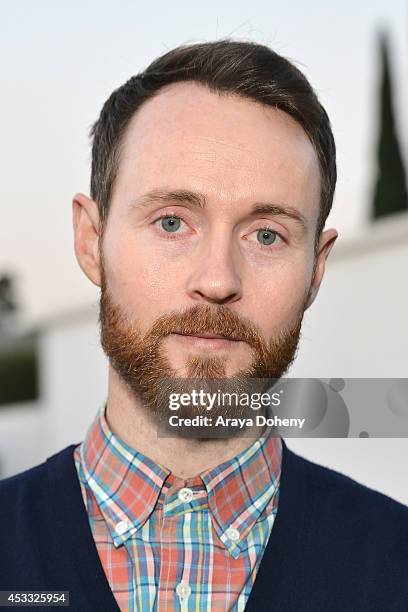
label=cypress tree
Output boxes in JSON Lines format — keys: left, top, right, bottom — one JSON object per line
{"left": 372, "top": 32, "right": 408, "bottom": 219}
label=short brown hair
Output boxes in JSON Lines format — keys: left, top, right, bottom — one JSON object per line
{"left": 90, "top": 39, "right": 336, "bottom": 245}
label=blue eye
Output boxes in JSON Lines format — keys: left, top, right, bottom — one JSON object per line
{"left": 160, "top": 216, "right": 181, "bottom": 233}
{"left": 257, "top": 228, "right": 278, "bottom": 245}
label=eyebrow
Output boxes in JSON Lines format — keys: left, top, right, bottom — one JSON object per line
{"left": 130, "top": 188, "right": 308, "bottom": 232}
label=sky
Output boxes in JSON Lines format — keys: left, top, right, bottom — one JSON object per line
{"left": 0, "top": 0, "right": 407, "bottom": 325}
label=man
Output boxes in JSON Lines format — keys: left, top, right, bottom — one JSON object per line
{"left": 1, "top": 39, "right": 407, "bottom": 611}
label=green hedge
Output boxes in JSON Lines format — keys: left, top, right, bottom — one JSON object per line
{"left": 0, "top": 350, "right": 39, "bottom": 406}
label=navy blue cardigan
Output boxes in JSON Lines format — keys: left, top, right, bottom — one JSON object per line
{"left": 1, "top": 439, "right": 408, "bottom": 611}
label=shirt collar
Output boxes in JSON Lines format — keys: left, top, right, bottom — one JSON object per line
{"left": 201, "top": 428, "right": 281, "bottom": 557}
{"left": 78, "top": 403, "right": 282, "bottom": 557}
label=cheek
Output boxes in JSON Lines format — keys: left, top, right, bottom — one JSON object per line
{"left": 247, "top": 259, "right": 309, "bottom": 333}
{"left": 102, "top": 227, "right": 184, "bottom": 318}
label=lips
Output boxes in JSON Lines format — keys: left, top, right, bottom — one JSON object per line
{"left": 175, "top": 332, "right": 241, "bottom": 341}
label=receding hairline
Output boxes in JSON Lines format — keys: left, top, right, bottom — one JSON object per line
{"left": 113, "top": 80, "right": 321, "bottom": 215}
{"left": 118, "top": 80, "right": 320, "bottom": 157}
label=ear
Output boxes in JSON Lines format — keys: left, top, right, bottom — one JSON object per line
{"left": 72, "top": 193, "right": 102, "bottom": 287}
{"left": 305, "top": 228, "right": 338, "bottom": 310}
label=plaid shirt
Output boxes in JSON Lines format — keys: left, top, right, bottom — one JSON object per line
{"left": 73, "top": 404, "right": 282, "bottom": 611}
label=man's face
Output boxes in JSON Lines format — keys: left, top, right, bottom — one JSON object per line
{"left": 90, "top": 82, "right": 324, "bottom": 411}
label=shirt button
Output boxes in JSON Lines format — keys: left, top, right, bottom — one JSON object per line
{"left": 176, "top": 582, "right": 191, "bottom": 599}
{"left": 178, "top": 487, "right": 194, "bottom": 503}
{"left": 226, "top": 527, "right": 240, "bottom": 542}
{"left": 115, "top": 520, "right": 128, "bottom": 535}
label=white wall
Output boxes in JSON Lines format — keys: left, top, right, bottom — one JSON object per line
{"left": 40, "top": 306, "right": 107, "bottom": 456}
{"left": 287, "top": 212, "right": 408, "bottom": 505}
{"left": 0, "top": 403, "right": 45, "bottom": 478}
{"left": 0, "top": 307, "right": 107, "bottom": 478}
{"left": 291, "top": 211, "right": 408, "bottom": 378}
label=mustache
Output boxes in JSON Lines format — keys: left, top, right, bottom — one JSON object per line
{"left": 147, "top": 303, "right": 264, "bottom": 348}
{"left": 99, "top": 282, "right": 306, "bottom": 391}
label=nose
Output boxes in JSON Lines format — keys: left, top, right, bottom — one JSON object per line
{"left": 185, "top": 228, "right": 242, "bottom": 305}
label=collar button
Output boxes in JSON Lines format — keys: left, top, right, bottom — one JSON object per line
{"left": 115, "top": 520, "right": 128, "bottom": 535}
{"left": 225, "top": 526, "right": 240, "bottom": 542}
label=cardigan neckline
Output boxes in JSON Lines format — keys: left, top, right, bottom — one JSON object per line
{"left": 43, "top": 437, "right": 309, "bottom": 611}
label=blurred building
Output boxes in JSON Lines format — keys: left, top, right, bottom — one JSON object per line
{"left": 291, "top": 210, "right": 408, "bottom": 378}
{"left": 0, "top": 212, "right": 407, "bottom": 502}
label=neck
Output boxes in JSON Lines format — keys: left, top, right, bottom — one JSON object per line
{"left": 105, "top": 367, "right": 265, "bottom": 479}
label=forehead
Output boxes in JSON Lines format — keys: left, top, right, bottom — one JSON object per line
{"left": 113, "top": 81, "right": 321, "bottom": 221}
